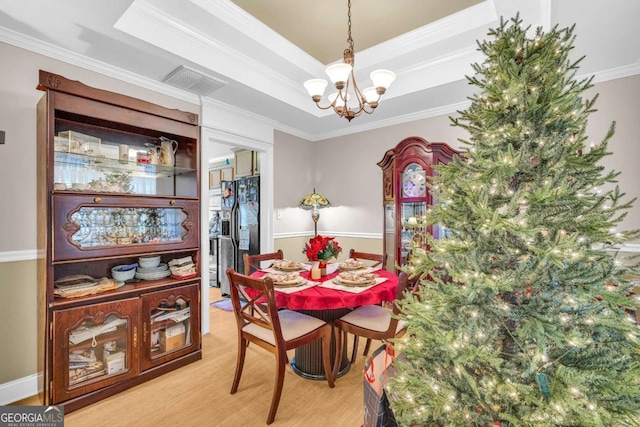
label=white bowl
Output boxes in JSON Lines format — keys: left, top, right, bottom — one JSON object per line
{"left": 111, "top": 265, "right": 136, "bottom": 282}
{"left": 138, "top": 256, "right": 161, "bottom": 268}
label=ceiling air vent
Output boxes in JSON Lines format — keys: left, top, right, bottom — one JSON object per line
{"left": 162, "top": 65, "right": 227, "bottom": 97}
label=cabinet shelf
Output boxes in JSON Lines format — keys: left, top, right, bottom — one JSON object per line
{"left": 51, "top": 275, "right": 200, "bottom": 310}
{"left": 54, "top": 151, "right": 196, "bottom": 179}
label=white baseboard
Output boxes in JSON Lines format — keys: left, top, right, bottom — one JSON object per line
{"left": 0, "top": 373, "right": 40, "bottom": 405}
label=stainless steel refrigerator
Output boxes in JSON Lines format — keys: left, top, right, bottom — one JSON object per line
{"left": 219, "top": 176, "right": 260, "bottom": 296}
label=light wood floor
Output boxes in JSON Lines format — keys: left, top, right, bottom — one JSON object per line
{"left": 14, "top": 287, "right": 380, "bottom": 426}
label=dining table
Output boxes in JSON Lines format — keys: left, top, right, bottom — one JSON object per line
{"left": 249, "top": 265, "right": 399, "bottom": 380}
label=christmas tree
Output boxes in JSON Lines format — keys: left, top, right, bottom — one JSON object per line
{"left": 388, "top": 15, "right": 640, "bottom": 426}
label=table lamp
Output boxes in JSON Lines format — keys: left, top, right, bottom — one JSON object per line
{"left": 299, "top": 188, "right": 331, "bottom": 236}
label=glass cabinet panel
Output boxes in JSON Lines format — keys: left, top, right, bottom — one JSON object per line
{"left": 400, "top": 202, "right": 427, "bottom": 267}
{"left": 53, "top": 299, "right": 139, "bottom": 402}
{"left": 141, "top": 285, "right": 199, "bottom": 371}
{"left": 52, "top": 195, "right": 199, "bottom": 262}
{"left": 383, "top": 204, "right": 396, "bottom": 271}
{"left": 68, "top": 314, "right": 129, "bottom": 386}
{"left": 68, "top": 206, "right": 188, "bottom": 248}
{"left": 52, "top": 114, "right": 198, "bottom": 198}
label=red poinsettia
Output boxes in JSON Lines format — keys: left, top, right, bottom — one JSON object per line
{"left": 303, "top": 235, "right": 342, "bottom": 262}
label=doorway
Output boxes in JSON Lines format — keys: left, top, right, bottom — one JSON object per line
{"left": 200, "top": 126, "right": 274, "bottom": 335}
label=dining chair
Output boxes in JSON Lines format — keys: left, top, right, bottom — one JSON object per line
{"left": 347, "top": 249, "right": 389, "bottom": 360}
{"left": 226, "top": 268, "right": 335, "bottom": 424}
{"left": 243, "top": 249, "right": 284, "bottom": 275}
{"left": 332, "top": 272, "right": 408, "bottom": 378}
{"left": 348, "top": 249, "right": 387, "bottom": 270}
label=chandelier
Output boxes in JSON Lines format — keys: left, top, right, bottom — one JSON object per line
{"left": 303, "top": 0, "right": 396, "bottom": 122}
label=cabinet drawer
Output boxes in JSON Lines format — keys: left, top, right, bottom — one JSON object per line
{"left": 52, "top": 194, "right": 199, "bottom": 262}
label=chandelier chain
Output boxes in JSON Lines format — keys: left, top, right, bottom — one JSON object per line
{"left": 347, "top": 0, "right": 353, "bottom": 51}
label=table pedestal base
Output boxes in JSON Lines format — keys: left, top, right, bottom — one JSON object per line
{"left": 290, "top": 308, "right": 351, "bottom": 380}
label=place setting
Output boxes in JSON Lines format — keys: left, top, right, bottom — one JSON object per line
{"left": 259, "top": 259, "right": 308, "bottom": 274}
{"left": 262, "top": 271, "right": 319, "bottom": 294}
{"left": 337, "top": 258, "right": 382, "bottom": 273}
{"left": 320, "top": 269, "right": 388, "bottom": 294}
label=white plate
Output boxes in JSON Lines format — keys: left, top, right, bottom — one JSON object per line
{"left": 135, "top": 270, "right": 171, "bottom": 280}
{"left": 273, "top": 278, "right": 307, "bottom": 288}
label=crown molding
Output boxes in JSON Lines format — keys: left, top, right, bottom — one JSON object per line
{"left": 298, "top": 100, "right": 471, "bottom": 142}
{"left": 117, "top": 0, "right": 318, "bottom": 116}
{"left": 189, "top": 0, "right": 323, "bottom": 73}
{"left": 588, "top": 58, "right": 640, "bottom": 84}
{"left": 357, "top": 0, "right": 498, "bottom": 69}
{"left": 0, "top": 26, "right": 201, "bottom": 106}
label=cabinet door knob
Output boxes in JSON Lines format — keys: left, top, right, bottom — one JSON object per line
{"left": 94, "top": 197, "right": 102, "bottom": 203}
{"left": 169, "top": 200, "right": 176, "bottom": 205}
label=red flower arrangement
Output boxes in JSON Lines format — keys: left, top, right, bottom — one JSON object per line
{"left": 303, "top": 235, "right": 342, "bottom": 263}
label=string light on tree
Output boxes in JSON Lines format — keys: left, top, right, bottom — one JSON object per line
{"left": 387, "top": 14, "right": 640, "bottom": 427}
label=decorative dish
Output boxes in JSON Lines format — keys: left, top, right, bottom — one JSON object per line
{"left": 264, "top": 272, "right": 307, "bottom": 287}
{"left": 272, "top": 259, "right": 304, "bottom": 271}
{"left": 333, "top": 271, "right": 377, "bottom": 287}
{"left": 339, "top": 258, "right": 366, "bottom": 271}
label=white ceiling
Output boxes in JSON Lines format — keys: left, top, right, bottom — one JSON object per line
{"left": 1, "top": 0, "right": 639, "bottom": 143}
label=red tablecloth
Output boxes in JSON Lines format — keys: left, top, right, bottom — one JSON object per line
{"left": 250, "top": 269, "right": 398, "bottom": 311}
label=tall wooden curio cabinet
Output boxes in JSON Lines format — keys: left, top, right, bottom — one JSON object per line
{"left": 377, "top": 136, "right": 460, "bottom": 273}
{"left": 36, "top": 71, "right": 202, "bottom": 412}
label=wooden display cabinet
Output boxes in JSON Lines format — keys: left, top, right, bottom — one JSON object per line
{"left": 377, "top": 136, "right": 460, "bottom": 273}
{"left": 37, "top": 71, "right": 202, "bottom": 412}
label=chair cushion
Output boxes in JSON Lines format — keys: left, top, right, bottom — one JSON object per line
{"left": 340, "top": 305, "right": 406, "bottom": 334}
{"left": 243, "top": 310, "right": 326, "bottom": 345}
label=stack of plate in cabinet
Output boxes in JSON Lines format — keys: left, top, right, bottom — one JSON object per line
{"left": 135, "top": 255, "right": 171, "bottom": 280}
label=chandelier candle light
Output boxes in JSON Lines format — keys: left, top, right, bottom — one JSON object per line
{"left": 303, "top": 0, "right": 396, "bottom": 121}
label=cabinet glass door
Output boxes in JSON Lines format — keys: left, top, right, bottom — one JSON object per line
{"left": 52, "top": 195, "right": 199, "bottom": 261}
{"left": 52, "top": 125, "right": 197, "bottom": 198}
{"left": 141, "top": 284, "right": 200, "bottom": 371}
{"left": 68, "top": 206, "right": 188, "bottom": 248}
{"left": 53, "top": 299, "right": 139, "bottom": 402}
{"left": 400, "top": 202, "right": 427, "bottom": 267}
{"left": 383, "top": 204, "right": 396, "bottom": 271}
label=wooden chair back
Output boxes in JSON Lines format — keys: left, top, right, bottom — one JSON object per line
{"left": 348, "top": 249, "right": 387, "bottom": 270}
{"left": 243, "top": 249, "right": 284, "bottom": 275}
{"left": 226, "top": 268, "right": 335, "bottom": 424}
{"left": 227, "top": 268, "right": 283, "bottom": 351}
